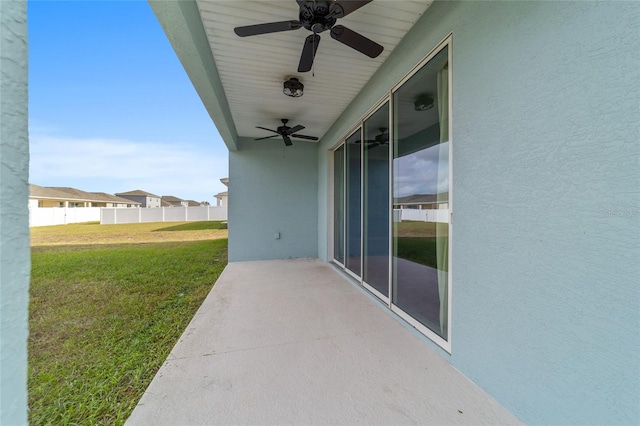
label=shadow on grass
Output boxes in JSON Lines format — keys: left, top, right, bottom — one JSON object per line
{"left": 153, "top": 221, "right": 226, "bottom": 232}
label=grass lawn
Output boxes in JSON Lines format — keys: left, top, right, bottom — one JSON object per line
{"left": 30, "top": 220, "right": 228, "bottom": 247}
{"left": 29, "top": 221, "right": 228, "bottom": 425}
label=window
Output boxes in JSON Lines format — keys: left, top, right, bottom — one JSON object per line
{"left": 331, "top": 39, "right": 451, "bottom": 350}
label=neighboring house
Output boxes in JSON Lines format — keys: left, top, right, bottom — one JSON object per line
{"left": 161, "top": 195, "right": 188, "bottom": 207}
{"left": 186, "top": 200, "right": 206, "bottom": 206}
{"left": 146, "top": 1, "right": 639, "bottom": 425}
{"left": 90, "top": 192, "right": 141, "bottom": 208}
{"left": 115, "top": 189, "right": 161, "bottom": 208}
{"left": 214, "top": 177, "right": 228, "bottom": 207}
{"left": 394, "top": 193, "right": 449, "bottom": 210}
{"left": 29, "top": 184, "right": 140, "bottom": 208}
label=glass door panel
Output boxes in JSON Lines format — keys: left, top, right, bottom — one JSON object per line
{"left": 363, "top": 103, "right": 390, "bottom": 297}
{"left": 392, "top": 46, "right": 449, "bottom": 340}
{"left": 345, "top": 129, "right": 362, "bottom": 277}
{"left": 333, "top": 145, "right": 345, "bottom": 264}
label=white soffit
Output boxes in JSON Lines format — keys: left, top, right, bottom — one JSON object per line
{"left": 196, "top": 0, "right": 433, "bottom": 143}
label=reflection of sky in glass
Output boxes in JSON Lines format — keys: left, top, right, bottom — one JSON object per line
{"left": 395, "top": 142, "right": 449, "bottom": 197}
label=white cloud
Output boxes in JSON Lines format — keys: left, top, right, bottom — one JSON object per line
{"left": 29, "top": 135, "right": 228, "bottom": 202}
{"left": 394, "top": 142, "right": 449, "bottom": 197}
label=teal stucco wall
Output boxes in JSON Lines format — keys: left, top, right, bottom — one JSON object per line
{"left": 0, "top": 0, "right": 29, "bottom": 423}
{"left": 318, "top": 1, "right": 639, "bottom": 424}
{"left": 229, "top": 138, "right": 318, "bottom": 262}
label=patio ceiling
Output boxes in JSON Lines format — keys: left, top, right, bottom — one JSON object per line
{"left": 159, "top": 1, "right": 434, "bottom": 149}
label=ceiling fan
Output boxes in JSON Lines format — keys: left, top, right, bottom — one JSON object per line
{"left": 360, "top": 127, "right": 388, "bottom": 149}
{"left": 234, "top": 0, "right": 383, "bottom": 72}
{"left": 255, "top": 119, "right": 319, "bottom": 146}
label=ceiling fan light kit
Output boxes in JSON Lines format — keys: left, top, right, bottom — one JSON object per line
{"left": 283, "top": 77, "right": 304, "bottom": 97}
{"left": 414, "top": 93, "right": 435, "bottom": 111}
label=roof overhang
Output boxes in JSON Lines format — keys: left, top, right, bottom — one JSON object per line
{"left": 149, "top": 0, "right": 433, "bottom": 151}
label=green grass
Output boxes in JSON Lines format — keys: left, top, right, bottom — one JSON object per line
{"left": 395, "top": 221, "right": 448, "bottom": 270}
{"left": 30, "top": 221, "right": 228, "bottom": 247}
{"left": 396, "top": 237, "right": 448, "bottom": 271}
{"left": 29, "top": 222, "right": 228, "bottom": 425}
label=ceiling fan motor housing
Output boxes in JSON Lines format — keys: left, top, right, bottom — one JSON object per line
{"left": 299, "top": 1, "right": 337, "bottom": 33}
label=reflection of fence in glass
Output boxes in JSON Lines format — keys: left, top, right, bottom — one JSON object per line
{"left": 393, "top": 208, "right": 448, "bottom": 223}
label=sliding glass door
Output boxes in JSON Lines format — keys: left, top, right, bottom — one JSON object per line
{"left": 392, "top": 46, "right": 449, "bottom": 340}
{"left": 345, "top": 130, "right": 362, "bottom": 277}
{"left": 363, "top": 103, "right": 390, "bottom": 297}
{"left": 333, "top": 145, "right": 345, "bottom": 265}
{"left": 332, "top": 40, "right": 450, "bottom": 349}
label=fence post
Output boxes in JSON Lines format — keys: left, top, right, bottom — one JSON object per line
{"left": 162, "top": 207, "right": 165, "bottom": 223}
{"left": 138, "top": 207, "right": 142, "bottom": 224}
{"left": 185, "top": 206, "right": 188, "bottom": 222}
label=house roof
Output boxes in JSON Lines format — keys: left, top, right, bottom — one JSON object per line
{"left": 90, "top": 192, "right": 142, "bottom": 205}
{"left": 149, "top": 0, "right": 433, "bottom": 151}
{"left": 29, "top": 185, "right": 141, "bottom": 204}
{"left": 29, "top": 184, "right": 84, "bottom": 201}
{"left": 394, "top": 193, "right": 449, "bottom": 205}
{"left": 186, "top": 200, "right": 202, "bottom": 206}
{"left": 115, "top": 189, "right": 161, "bottom": 198}
{"left": 161, "top": 195, "right": 184, "bottom": 203}
{"left": 215, "top": 191, "right": 228, "bottom": 198}
{"left": 48, "top": 187, "right": 106, "bottom": 202}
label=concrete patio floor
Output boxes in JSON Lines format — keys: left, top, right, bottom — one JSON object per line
{"left": 126, "top": 258, "right": 521, "bottom": 425}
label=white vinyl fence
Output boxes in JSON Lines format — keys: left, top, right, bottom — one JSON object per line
{"left": 393, "top": 208, "right": 449, "bottom": 223}
{"left": 29, "top": 207, "right": 102, "bottom": 227}
{"left": 100, "top": 206, "right": 227, "bottom": 225}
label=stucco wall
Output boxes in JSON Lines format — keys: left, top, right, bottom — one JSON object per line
{"left": 0, "top": 0, "right": 29, "bottom": 423}
{"left": 317, "top": 1, "right": 639, "bottom": 424}
{"left": 229, "top": 138, "right": 318, "bottom": 262}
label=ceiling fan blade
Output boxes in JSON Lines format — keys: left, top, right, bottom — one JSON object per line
{"left": 291, "top": 134, "right": 319, "bottom": 141}
{"left": 282, "top": 135, "right": 293, "bottom": 146}
{"left": 330, "top": 0, "right": 372, "bottom": 18}
{"left": 330, "top": 25, "right": 383, "bottom": 58}
{"left": 255, "top": 135, "right": 279, "bottom": 141}
{"left": 256, "top": 126, "right": 279, "bottom": 134}
{"left": 287, "top": 124, "right": 305, "bottom": 134}
{"left": 366, "top": 142, "right": 381, "bottom": 150}
{"left": 298, "top": 34, "right": 321, "bottom": 72}
{"left": 234, "top": 20, "right": 302, "bottom": 37}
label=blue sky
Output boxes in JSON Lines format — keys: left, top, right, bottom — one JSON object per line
{"left": 28, "top": 0, "right": 228, "bottom": 203}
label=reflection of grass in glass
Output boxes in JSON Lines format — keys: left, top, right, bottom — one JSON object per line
{"left": 395, "top": 220, "right": 448, "bottom": 238}
{"left": 396, "top": 237, "right": 448, "bottom": 271}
